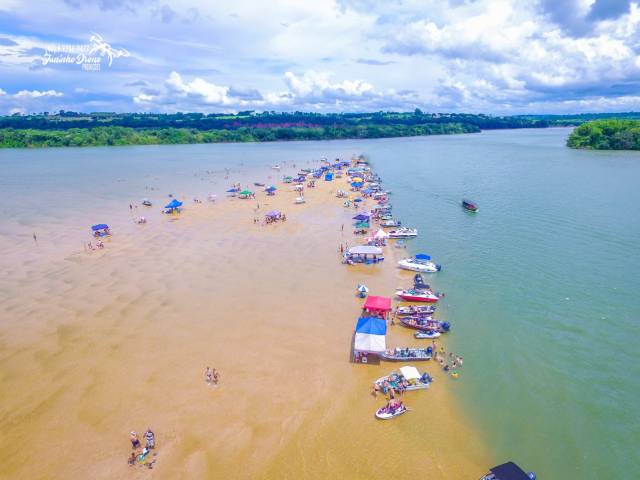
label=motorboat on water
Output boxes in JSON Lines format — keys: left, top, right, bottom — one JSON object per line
{"left": 381, "top": 347, "right": 433, "bottom": 362}
{"left": 395, "top": 305, "right": 437, "bottom": 316}
{"left": 375, "top": 401, "right": 408, "bottom": 420}
{"left": 374, "top": 365, "right": 432, "bottom": 393}
{"left": 271, "top": 165, "right": 281, "bottom": 170}
{"left": 480, "top": 462, "right": 537, "bottom": 480}
{"left": 388, "top": 227, "right": 418, "bottom": 239}
{"left": 398, "top": 254, "right": 441, "bottom": 273}
{"left": 395, "top": 288, "right": 442, "bottom": 302}
{"left": 414, "top": 330, "right": 441, "bottom": 339}
{"left": 380, "top": 219, "right": 401, "bottom": 227}
{"left": 400, "top": 317, "right": 451, "bottom": 333}
{"left": 462, "top": 198, "right": 478, "bottom": 212}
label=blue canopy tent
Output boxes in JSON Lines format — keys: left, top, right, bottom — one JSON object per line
{"left": 91, "top": 224, "right": 109, "bottom": 231}
{"left": 354, "top": 316, "right": 387, "bottom": 353}
{"left": 351, "top": 182, "right": 364, "bottom": 188}
{"left": 324, "top": 173, "right": 334, "bottom": 181}
{"left": 352, "top": 214, "right": 370, "bottom": 221}
{"left": 165, "top": 199, "right": 183, "bottom": 209}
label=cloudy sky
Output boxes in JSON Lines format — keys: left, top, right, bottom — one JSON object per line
{"left": 1, "top": 0, "right": 640, "bottom": 115}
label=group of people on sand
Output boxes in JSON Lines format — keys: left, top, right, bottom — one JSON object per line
{"left": 128, "top": 428, "right": 156, "bottom": 468}
{"left": 205, "top": 366, "right": 220, "bottom": 385}
{"left": 86, "top": 240, "right": 104, "bottom": 251}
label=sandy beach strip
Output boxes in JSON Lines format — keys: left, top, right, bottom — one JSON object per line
{"left": 0, "top": 160, "right": 490, "bottom": 479}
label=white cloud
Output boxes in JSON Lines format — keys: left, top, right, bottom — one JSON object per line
{"left": 15, "top": 89, "right": 63, "bottom": 98}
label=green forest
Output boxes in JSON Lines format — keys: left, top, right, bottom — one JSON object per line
{"left": 566, "top": 119, "right": 640, "bottom": 150}
{"left": 0, "top": 110, "right": 545, "bottom": 148}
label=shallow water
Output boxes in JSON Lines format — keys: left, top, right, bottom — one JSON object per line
{"left": 0, "top": 129, "right": 638, "bottom": 479}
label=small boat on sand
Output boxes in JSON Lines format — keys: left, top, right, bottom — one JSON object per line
{"left": 374, "top": 366, "right": 432, "bottom": 392}
{"left": 271, "top": 165, "right": 281, "bottom": 170}
{"left": 398, "top": 254, "right": 441, "bottom": 273}
{"left": 414, "top": 330, "right": 441, "bottom": 339}
{"left": 295, "top": 196, "right": 306, "bottom": 204}
{"left": 381, "top": 347, "right": 433, "bottom": 362}
{"left": 462, "top": 199, "right": 478, "bottom": 212}
{"left": 141, "top": 198, "right": 152, "bottom": 207}
{"left": 400, "top": 317, "right": 451, "bottom": 333}
{"left": 375, "top": 402, "right": 408, "bottom": 420}
{"left": 395, "top": 288, "right": 442, "bottom": 302}
{"left": 388, "top": 227, "right": 418, "bottom": 239}
{"left": 395, "top": 305, "right": 437, "bottom": 316}
{"left": 254, "top": 182, "right": 265, "bottom": 187}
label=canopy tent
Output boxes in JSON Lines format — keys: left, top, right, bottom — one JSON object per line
{"left": 91, "top": 224, "right": 109, "bottom": 231}
{"left": 347, "top": 245, "right": 382, "bottom": 255}
{"left": 363, "top": 295, "right": 392, "bottom": 314}
{"left": 265, "top": 185, "right": 277, "bottom": 191}
{"left": 352, "top": 213, "right": 371, "bottom": 221}
{"left": 351, "top": 182, "right": 364, "bottom": 188}
{"left": 265, "top": 210, "right": 281, "bottom": 218}
{"left": 373, "top": 229, "right": 390, "bottom": 239}
{"left": 488, "top": 462, "right": 533, "bottom": 480}
{"left": 415, "top": 253, "right": 431, "bottom": 260}
{"left": 354, "top": 316, "right": 387, "bottom": 353}
{"left": 399, "top": 365, "right": 421, "bottom": 381}
{"left": 164, "top": 199, "right": 183, "bottom": 209}
{"left": 239, "top": 189, "right": 253, "bottom": 196}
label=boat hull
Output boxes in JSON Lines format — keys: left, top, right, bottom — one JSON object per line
{"left": 396, "top": 293, "right": 439, "bottom": 302}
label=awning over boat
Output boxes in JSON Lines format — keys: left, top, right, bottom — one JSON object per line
{"left": 399, "top": 366, "right": 421, "bottom": 381}
{"left": 488, "top": 462, "right": 532, "bottom": 480}
{"left": 354, "top": 317, "right": 387, "bottom": 353}
{"left": 91, "top": 224, "right": 109, "bottom": 231}
{"left": 373, "top": 229, "right": 389, "bottom": 239}
{"left": 348, "top": 246, "right": 382, "bottom": 255}
{"left": 363, "top": 296, "right": 392, "bottom": 313}
{"left": 415, "top": 253, "right": 431, "bottom": 260}
{"left": 164, "top": 199, "right": 183, "bottom": 209}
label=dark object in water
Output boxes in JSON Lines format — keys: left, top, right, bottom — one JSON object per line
{"left": 462, "top": 199, "right": 478, "bottom": 212}
{"left": 480, "top": 461, "right": 536, "bottom": 480}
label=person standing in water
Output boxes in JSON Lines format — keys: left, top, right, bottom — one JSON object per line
{"left": 33, "top": 232, "right": 37, "bottom": 244}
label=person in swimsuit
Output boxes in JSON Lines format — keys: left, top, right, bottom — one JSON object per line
{"left": 205, "top": 367, "right": 213, "bottom": 384}
{"left": 130, "top": 431, "right": 140, "bottom": 450}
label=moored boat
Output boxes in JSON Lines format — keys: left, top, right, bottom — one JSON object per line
{"left": 395, "top": 305, "right": 437, "bottom": 316}
{"left": 375, "top": 402, "right": 408, "bottom": 420}
{"left": 414, "top": 330, "right": 441, "bottom": 339}
{"left": 398, "top": 254, "right": 441, "bottom": 273}
{"left": 141, "top": 198, "right": 152, "bottom": 207}
{"left": 381, "top": 347, "right": 433, "bottom": 361}
{"left": 388, "top": 227, "right": 418, "bottom": 238}
{"left": 480, "top": 461, "right": 537, "bottom": 480}
{"left": 400, "top": 317, "right": 451, "bottom": 333}
{"left": 373, "top": 365, "right": 432, "bottom": 393}
{"left": 380, "top": 219, "right": 401, "bottom": 227}
{"left": 395, "top": 288, "right": 441, "bottom": 302}
{"left": 462, "top": 198, "right": 478, "bottom": 212}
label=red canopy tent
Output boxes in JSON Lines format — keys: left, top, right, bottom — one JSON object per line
{"left": 363, "top": 295, "right": 392, "bottom": 318}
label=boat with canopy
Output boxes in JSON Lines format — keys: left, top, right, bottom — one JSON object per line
{"left": 381, "top": 347, "right": 433, "bottom": 362}
{"left": 373, "top": 365, "right": 432, "bottom": 393}
{"left": 398, "top": 254, "right": 441, "bottom": 273}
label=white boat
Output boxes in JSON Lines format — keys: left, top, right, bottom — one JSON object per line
{"left": 271, "top": 165, "right": 281, "bottom": 170}
{"left": 388, "top": 227, "right": 418, "bottom": 238}
{"left": 295, "top": 196, "right": 306, "bottom": 204}
{"left": 380, "top": 219, "right": 401, "bottom": 227}
{"left": 398, "top": 257, "right": 441, "bottom": 273}
{"left": 414, "top": 330, "right": 441, "bottom": 339}
{"left": 374, "top": 366, "right": 432, "bottom": 392}
{"left": 395, "top": 288, "right": 441, "bottom": 302}
{"left": 375, "top": 403, "right": 408, "bottom": 420}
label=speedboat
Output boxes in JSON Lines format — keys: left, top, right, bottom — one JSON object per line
{"left": 271, "top": 165, "right": 281, "bottom": 170}
{"left": 380, "top": 219, "right": 401, "bottom": 227}
{"left": 395, "top": 288, "right": 441, "bottom": 302}
{"left": 388, "top": 227, "right": 418, "bottom": 239}
{"left": 398, "top": 256, "right": 441, "bottom": 273}
{"left": 141, "top": 198, "right": 152, "bottom": 207}
{"left": 395, "top": 305, "right": 437, "bottom": 316}
{"left": 374, "top": 366, "right": 432, "bottom": 392}
{"left": 462, "top": 199, "right": 478, "bottom": 212}
{"left": 414, "top": 330, "right": 441, "bottom": 339}
{"left": 381, "top": 347, "right": 433, "bottom": 361}
{"left": 375, "top": 402, "right": 408, "bottom": 420}
{"left": 480, "top": 462, "right": 537, "bottom": 480}
{"left": 400, "top": 317, "right": 451, "bottom": 333}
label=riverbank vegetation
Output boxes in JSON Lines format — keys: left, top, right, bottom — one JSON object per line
{"left": 567, "top": 119, "right": 640, "bottom": 150}
{"left": 0, "top": 110, "right": 547, "bottom": 148}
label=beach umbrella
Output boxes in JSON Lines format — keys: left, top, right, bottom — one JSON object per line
{"left": 357, "top": 284, "right": 369, "bottom": 293}
{"left": 352, "top": 177, "right": 363, "bottom": 182}
{"left": 354, "top": 198, "right": 363, "bottom": 203}
{"left": 164, "top": 199, "right": 183, "bottom": 209}
{"left": 91, "top": 224, "right": 109, "bottom": 231}
{"left": 374, "top": 229, "right": 389, "bottom": 239}
{"left": 226, "top": 188, "right": 238, "bottom": 193}
{"left": 239, "top": 189, "right": 253, "bottom": 196}
{"left": 415, "top": 253, "right": 431, "bottom": 260}
{"left": 266, "top": 185, "right": 277, "bottom": 191}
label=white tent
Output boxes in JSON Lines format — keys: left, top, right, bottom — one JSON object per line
{"left": 354, "top": 332, "right": 386, "bottom": 353}
{"left": 348, "top": 245, "right": 382, "bottom": 255}
{"left": 373, "top": 228, "right": 389, "bottom": 239}
{"left": 399, "top": 365, "right": 421, "bottom": 381}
